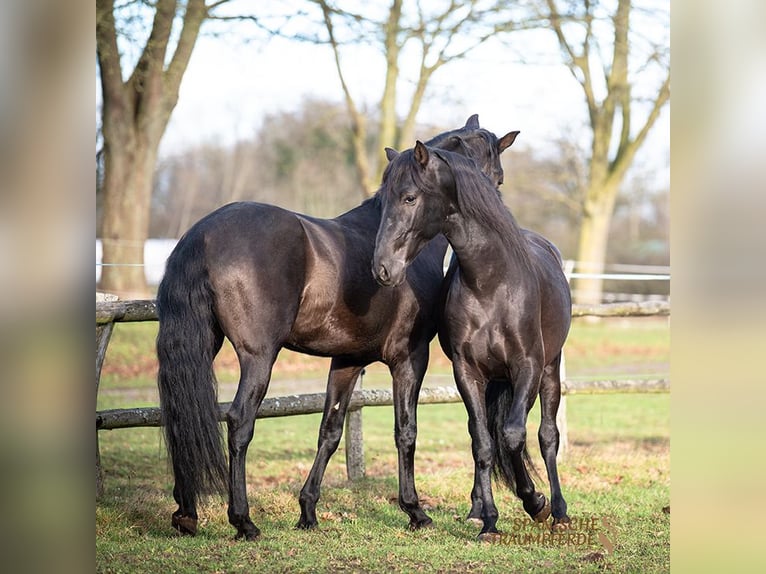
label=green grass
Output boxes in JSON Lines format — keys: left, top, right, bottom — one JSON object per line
{"left": 97, "top": 395, "right": 669, "bottom": 573}
{"left": 96, "top": 317, "right": 669, "bottom": 572}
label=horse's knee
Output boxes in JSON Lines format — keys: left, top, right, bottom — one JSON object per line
{"left": 318, "top": 423, "right": 344, "bottom": 450}
{"left": 473, "top": 444, "right": 494, "bottom": 470}
{"left": 394, "top": 423, "right": 417, "bottom": 451}
{"left": 538, "top": 421, "right": 559, "bottom": 447}
{"left": 502, "top": 424, "right": 526, "bottom": 453}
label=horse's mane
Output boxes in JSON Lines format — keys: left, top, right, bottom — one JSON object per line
{"left": 431, "top": 148, "right": 534, "bottom": 273}
{"left": 426, "top": 127, "right": 503, "bottom": 192}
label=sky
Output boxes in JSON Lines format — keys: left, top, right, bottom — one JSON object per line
{"left": 149, "top": 5, "right": 669, "bottom": 188}
{"left": 160, "top": 32, "right": 581, "bottom": 153}
{"left": 96, "top": 1, "right": 670, "bottom": 189}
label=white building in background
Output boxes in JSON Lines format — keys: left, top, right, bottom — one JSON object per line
{"left": 96, "top": 239, "right": 177, "bottom": 286}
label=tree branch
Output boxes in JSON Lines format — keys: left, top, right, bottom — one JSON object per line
{"left": 164, "top": 0, "right": 207, "bottom": 103}
{"left": 545, "top": 0, "right": 598, "bottom": 124}
{"left": 377, "top": 0, "right": 402, "bottom": 156}
{"left": 96, "top": 0, "right": 127, "bottom": 114}
{"left": 318, "top": 0, "right": 372, "bottom": 196}
{"left": 608, "top": 71, "right": 669, "bottom": 187}
{"left": 128, "top": 0, "right": 175, "bottom": 91}
{"left": 608, "top": 0, "right": 631, "bottom": 155}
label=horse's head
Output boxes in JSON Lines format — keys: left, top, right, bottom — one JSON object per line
{"left": 427, "top": 114, "right": 519, "bottom": 190}
{"left": 373, "top": 117, "right": 521, "bottom": 286}
{"left": 373, "top": 142, "right": 456, "bottom": 287}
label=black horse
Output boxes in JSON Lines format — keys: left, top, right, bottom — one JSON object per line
{"left": 155, "top": 116, "right": 519, "bottom": 540}
{"left": 373, "top": 141, "right": 572, "bottom": 538}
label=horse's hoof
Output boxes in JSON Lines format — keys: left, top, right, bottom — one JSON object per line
{"left": 171, "top": 513, "right": 197, "bottom": 536}
{"left": 533, "top": 503, "right": 551, "bottom": 523}
{"left": 408, "top": 516, "right": 434, "bottom": 531}
{"left": 234, "top": 524, "right": 261, "bottom": 541}
{"left": 551, "top": 516, "right": 571, "bottom": 532}
{"left": 477, "top": 531, "right": 503, "bottom": 543}
{"left": 466, "top": 517, "right": 484, "bottom": 527}
{"left": 295, "top": 519, "right": 318, "bottom": 530}
{"left": 530, "top": 494, "right": 551, "bottom": 523}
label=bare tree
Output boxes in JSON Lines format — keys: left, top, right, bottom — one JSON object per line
{"left": 315, "top": 0, "right": 537, "bottom": 196}
{"left": 541, "top": 0, "right": 670, "bottom": 304}
{"left": 97, "top": 0, "right": 232, "bottom": 297}
{"left": 149, "top": 100, "right": 361, "bottom": 237}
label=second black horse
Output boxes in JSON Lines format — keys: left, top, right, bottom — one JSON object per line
{"left": 373, "top": 141, "right": 572, "bottom": 538}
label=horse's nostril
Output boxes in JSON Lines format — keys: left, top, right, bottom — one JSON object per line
{"left": 378, "top": 264, "right": 389, "bottom": 282}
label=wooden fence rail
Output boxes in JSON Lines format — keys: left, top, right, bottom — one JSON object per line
{"left": 96, "top": 299, "right": 670, "bottom": 325}
{"left": 97, "top": 379, "right": 669, "bottom": 431}
{"left": 95, "top": 297, "right": 669, "bottom": 497}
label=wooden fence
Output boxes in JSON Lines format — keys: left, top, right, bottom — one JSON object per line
{"left": 96, "top": 298, "right": 669, "bottom": 497}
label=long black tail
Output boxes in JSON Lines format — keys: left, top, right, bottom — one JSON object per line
{"left": 156, "top": 234, "right": 228, "bottom": 507}
{"left": 485, "top": 379, "right": 540, "bottom": 493}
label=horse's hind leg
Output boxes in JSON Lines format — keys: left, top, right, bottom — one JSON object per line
{"left": 226, "top": 347, "right": 277, "bottom": 540}
{"left": 171, "top": 482, "right": 198, "bottom": 535}
{"left": 296, "top": 360, "right": 364, "bottom": 530}
{"left": 390, "top": 345, "right": 433, "bottom": 530}
{"left": 538, "top": 354, "right": 570, "bottom": 530}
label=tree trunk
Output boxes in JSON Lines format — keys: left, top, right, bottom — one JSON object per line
{"left": 97, "top": 0, "right": 206, "bottom": 296}
{"left": 376, "top": 0, "right": 403, "bottom": 181}
{"left": 99, "top": 135, "right": 160, "bottom": 298}
{"left": 544, "top": 0, "right": 668, "bottom": 306}
{"left": 318, "top": 0, "right": 375, "bottom": 197}
{"left": 573, "top": 191, "right": 616, "bottom": 305}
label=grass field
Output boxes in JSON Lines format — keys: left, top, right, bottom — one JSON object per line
{"left": 96, "top": 318, "right": 669, "bottom": 573}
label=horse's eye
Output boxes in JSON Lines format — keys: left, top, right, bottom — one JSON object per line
{"left": 403, "top": 195, "right": 416, "bottom": 205}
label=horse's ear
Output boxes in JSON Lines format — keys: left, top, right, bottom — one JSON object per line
{"left": 465, "top": 114, "right": 480, "bottom": 129}
{"left": 385, "top": 147, "right": 399, "bottom": 162}
{"left": 414, "top": 140, "right": 429, "bottom": 168}
{"left": 498, "top": 130, "right": 520, "bottom": 153}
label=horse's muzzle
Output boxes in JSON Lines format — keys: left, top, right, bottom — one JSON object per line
{"left": 374, "top": 263, "right": 392, "bottom": 286}
{"left": 372, "top": 260, "right": 405, "bottom": 287}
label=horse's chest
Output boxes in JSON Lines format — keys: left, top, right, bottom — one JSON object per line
{"left": 459, "top": 325, "right": 514, "bottom": 373}
{"left": 445, "top": 293, "right": 518, "bottom": 374}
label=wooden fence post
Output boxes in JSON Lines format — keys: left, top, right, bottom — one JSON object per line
{"left": 96, "top": 293, "right": 118, "bottom": 498}
{"left": 557, "top": 352, "right": 569, "bottom": 461}
{"left": 344, "top": 370, "right": 365, "bottom": 480}
{"left": 557, "top": 259, "right": 574, "bottom": 461}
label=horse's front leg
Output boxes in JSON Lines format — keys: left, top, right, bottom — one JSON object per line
{"left": 466, "top": 462, "right": 484, "bottom": 524}
{"left": 503, "top": 359, "right": 549, "bottom": 523}
{"left": 226, "top": 349, "right": 274, "bottom": 540}
{"left": 453, "top": 362, "right": 499, "bottom": 539}
{"left": 296, "top": 360, "right": 363, "bottom": 529}
{"left": 390, "top": 345, "right": 432, "bottom": 530}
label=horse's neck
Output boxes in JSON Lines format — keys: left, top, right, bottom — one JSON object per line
{"left": 447, "top": 218, "right": 529, "bottom": 291}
